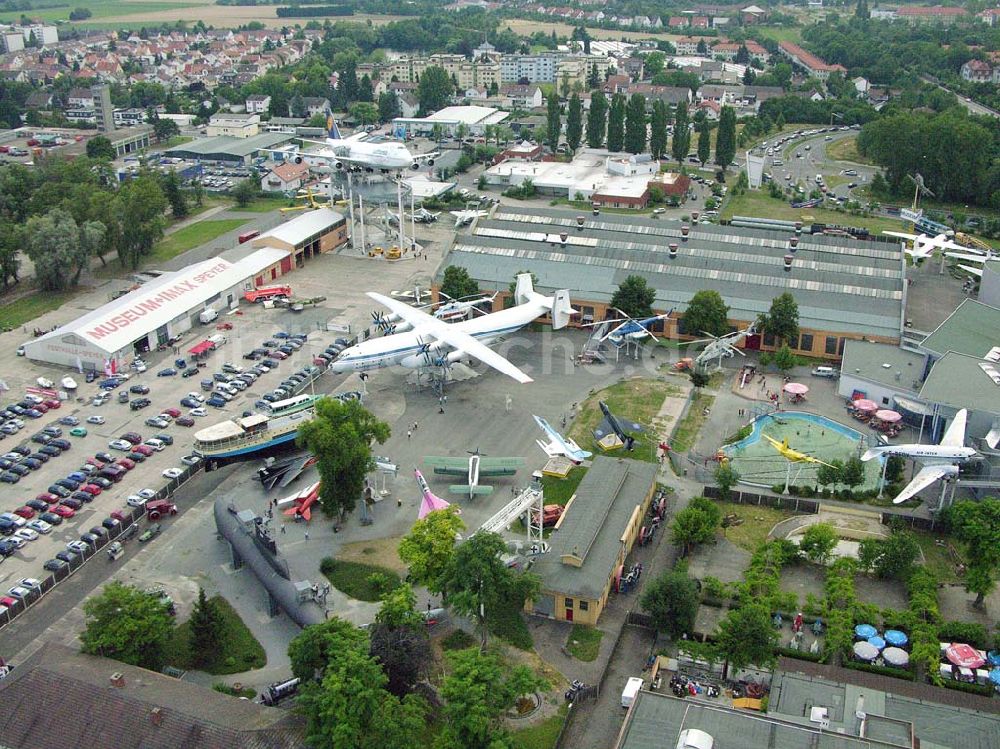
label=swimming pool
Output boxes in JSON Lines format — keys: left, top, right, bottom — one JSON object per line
{"left": 722, "top": 411, "right": 881, "bottom": 491}
{"left": 724, "top": 411, "right": 867, "bottom": 453}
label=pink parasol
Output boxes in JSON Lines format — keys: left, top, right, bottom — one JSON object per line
{"left": 783, "top": 382, "right": 809, "bottom": 395}
{"left": 945, "top": 643, "right": 986, "bottom": 669}
{"left": 853, "top": 399, "right": 879, "bottom": 412}
{"left": 417, "top": 492, "right": 453, "bottom": 520}
{"left": 875, "top": 409, "right": 902, "bottom": 423}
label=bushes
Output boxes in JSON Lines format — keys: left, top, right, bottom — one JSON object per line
{"left": 843, "top": 660, "right": 915, "bottom": 681}
{"left": 503, "top": 180, "right": 537, "bottom": 199}
{"left": 776, "top": 646, "right": 824, "bottom": 663}
{"left": 938, "top": 620, "right": 989, "bottom": 649}
{"left": 441, "top": 630, "right": 477, "bottom": 651}
{"left": 940, "top": 679, "right": 995, "bottom": 697}
{"left": 906, "top": 567, "right": 943, "bottom": 683}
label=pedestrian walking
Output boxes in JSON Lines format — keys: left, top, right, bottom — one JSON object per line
{"left": 280, "top": 524, "right": 286, "bottom": 534}
{"left": 397, "top": 497, "right": 402, "bottom": 507}
{"left": 413, "top": 421, "right": 418, "bottom": 431}
{"left": 407, "top": 429, "right": 412, "bottom": 440}
{"left": 304, "top": 530, "right": 309, "bottom": 540}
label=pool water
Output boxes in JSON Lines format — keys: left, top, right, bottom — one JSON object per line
{"left": 722, "top": 411, "right": 881, "bottom": 491}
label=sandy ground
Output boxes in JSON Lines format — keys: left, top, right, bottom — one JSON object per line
{"left": 502, "top": 19, "right": 678, "bottom": 41}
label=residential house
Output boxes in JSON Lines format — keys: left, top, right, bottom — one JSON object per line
{"left": 627, "top": 84, "right": 692, "bottom": 108}
{"left": 777, "top": 40, "right": 847, "bottom": 81}
{"left": 67, "top": 87, "right": 95, "bottom": 108}
{"left": 260, "top": 161, "right": 310, "bottom": 193}
{"left": 896, "top": 6, "right": 968, "bottom": 24}
{"left": 603, "top": 74, "right": 631, "bottom": 94}
{"left": 207, "top": 112, "right": 260, "bottom": 138}
{"left": 500, "top": 83, "right": 543, "bottom": 109}
{"left": 961, "top": 59, "right": 992, "bottom": 83}
{"left": 25, "top": 90, "right": 53, "bottom": 110}
{"left": 245, "top": 94, "right": 271, "bottom": 114}
{"left": 978, "top": 8, "right": 1000, "bottom": 26}
{"left": 398, "top": 93, "right": 419, "bottom": 118}
{"left": 300, "top": 97, "right": 330, "bottom": 117}
{"left": 741, "top": 5, "right": 767, "bottom": 24}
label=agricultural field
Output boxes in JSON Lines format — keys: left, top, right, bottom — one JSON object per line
{"left": 0, "top": 0, "right": 209, "bottom": 24}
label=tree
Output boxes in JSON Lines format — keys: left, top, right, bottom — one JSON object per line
{"left": 743, "top": 67, "right": 756, "bottom": 86}
{"left": 565, "top": 92, "right": 583, "bottom": 152}
{"left": 645, "top": 51, "right": 666, "bottom": 79}
{"left": 948, "top": 498, "right": 1000, "bottom": 607}
{"left": 153, "top": 117, "right": 180, "bottom": 143}
{"left": 296, "top": 397, "right": 390, "bottom": 517}
{"left": 649, "top": 100, "right": 668, "bottom": 160}
{"left": 735, "top": 45, "right": 750, "bottom": 65}
{"left": 855, "top": 0, "right": 870, "bottom": 20}
{"left": 86, "top": 135, "right": 115, "bottom": 160}
{"left": 377, "top": 91, "right": 400, "bottom": 122}
{"left": 641, "top": 567, "right": 699, "bottom": 638}
{"left": 586, "top": 89, "right": 608, "bottom": 148}
{"left": 771, "top": 344, "right": 796, "bottom": 372}
{"left": 682, "top": 289, "right": 729, "bottom": 338}
{"left": 437, "top": 648, "right": 545, "bottom": 749}
{"left": 606, "top": 93, "right": 626, "bottom": 152}
{"left": 25, "top": 208, "right": 92, "bottom": 291}
{"left": 349, "top": 101, "right": 379, "bottom": 125}
{"left": 842, "top": 456, "right": 865, "bottom": 491}
{"left": 714, "top": 461, "right": 740, "bottom": 500}
{"left": 715, "top": 105, "right": 737, "bottom": 168}
{"left": 288, "top": 617, "right": 368, "bottom": 682}
{"left": 160, "top": 170, "right": 188, "bottom": 219}
{"left": 587, "top": 62, "right": 601, "bottom": 89}
{"left": 696, "top": 117, "right": 711, "bottom": 166}
{"left": 610, "top": 274, "right": 656, "bottom": 318}
{"left": 358, "top": 73, "right": 374, "bottom": 103}
{"left": 858, "top": 527, "right": 920, "bottom": 580}
{"left": 440, "top": 265, "right": 480, "bottom": 300}
{"left": 816, "top": 459, "right": 844, "bottom": 492}
{"left": 798, "top": 523, "right": 838, "bottom": 565}
{"left": 545, "top": 91, "right": 561, "bottom": 152}
{"left": 623, "top": 93, "right": 647, "bottom": 154}
{"left": 369, "top": 586, "right": 432, "bottom": 697}
{"left": 188, "top": 588, "right": 224, "bottom": 668}
{"left": 671, "top": 101, "right": 690, "bottom": 163}
{"left": 231, "top": 178, "right": 258, "bottom": 208}
{"left": 759, "top": 292, "right": 799, "bottom": 345}
{"left": 417, "top": 65, "right": 452, "bottom": 115}
{"left": 696, "top": 39, "right": 708, "bottom": 55}
{"left": 81, "top": 582, "right": 174, "bottom": 670}
{"left": 296, "top": 631, "right": 425, "bottom": 749}
{"left": 716, "top": 602, "right": 778, "bottom": 670}
{"left": 438, "top": 531, "right": 539, "bottom": 648}
{"left": 670, "top": 497, "right": 721, "bottom": 555}
{"left": 398, "top": 507, "right": 464, "bottom": 597}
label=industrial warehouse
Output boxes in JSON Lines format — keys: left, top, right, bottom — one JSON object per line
{"left": 439, "top": 206, "right": 906, "bottom": 358}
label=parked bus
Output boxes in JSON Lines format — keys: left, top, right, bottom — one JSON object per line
{"left": 238, "top": 229, "right": 261, "bottom": 244}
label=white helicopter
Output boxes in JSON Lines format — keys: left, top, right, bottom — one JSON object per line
{"left": 689, "top": 322, "right": 757, "bottom": 371}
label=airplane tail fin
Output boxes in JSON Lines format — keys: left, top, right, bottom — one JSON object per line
{"left": 514, "top": 273, "right": 535, "bottom": 305}
{"left": 327, "top": 114, "right": 341, "bottom": 140}
{"left": 449, "top": 484, "right": 494, "bottom": 496}
{"left": 551, "top": 289, "right": 576, "bottom": 330}
{"left": 861, "top": 446, "right": 890, "bottom": 461}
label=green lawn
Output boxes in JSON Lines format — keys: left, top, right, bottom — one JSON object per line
{"left": 0, "top": 0, "right": 205, "bottom": 22}
{"left": 714, "top": 499, "right": 796, "bottom": 552}
{"left": 567, "top": 379, "right": 679, "bottom": 462}
{"left": 754, "top": 25, "right": 804, "bottom": 43}
{"left": 565, "top": 624, "right": 603, "bottom": 662}
{"left": 914, "top": 530, "right": 964, "bottom": 584}
{"left": 322, "top": 559, "right": 402, "bottom": 602}
{"left": 825, "top": 136, "right": 872, "bottom": 165}
{"left": 721, "top": 189, "right": 906, "bottom": 236}
{"left": 540, "top": 466, "right": 587, "bottom": 506}
{"left": 148, "top": 218, "right": 248, "bottom": 264}
{"left": 235, "top": 197, "right": 292, "bottom": 213}
{"left": 0, "top": 289, "right": 76, "bottom": 330}
{"left": 162, "top": 596, "right": 266, "bottom": 675}
{"left": 671, "top": 391, "right": 714, "bottom": 452}
{"left": 162, "top": 135, "right": 193, "bottom": 148}
{"left": 511, "top": 705, "right": 568, "bottom": 749}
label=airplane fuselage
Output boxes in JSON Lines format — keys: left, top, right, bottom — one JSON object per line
{"left": 323, "top": 138, "right": 417, "bottom": 170}
{"left": 469, "top": 454, "right": 480, "bottom": 489}
{"left": 331, "top": 300, "right": 548, "bottom": 375}
{"left": 879, "top": 445, "right": 976, "bottom": 462}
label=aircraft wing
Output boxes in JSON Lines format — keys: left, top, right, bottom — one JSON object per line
{"left": 883, "top": 231, "right": 920, "bottom": 241}
{"left": 478, "top": 457, "right": 524, "bottom": 475}
{"left": 959, "top": 265, "right": 983, "bottom": 277}
{"left": 277, "top": 454, "right": 315, "bottom": 488}
{"left": 424, "top": 456, "right": 469, "bottom": 476}
{"left": 940, "top": 409, "right": 968, "bottom": 448}
{"left": 593, "top": 416, "right": 614, "bottom": 440}
{"left": 366, "top": 292, "right": 533, "bottom": 383}
{"left": 892, "top": 464, "right": 953, "bottom": 504}
{"left": 945, "top": 252, "right": 988, "bottom": 263}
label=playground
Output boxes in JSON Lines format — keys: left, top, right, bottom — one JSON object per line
{"left": 722, "top": 411, "right": 882, "bottom": 492}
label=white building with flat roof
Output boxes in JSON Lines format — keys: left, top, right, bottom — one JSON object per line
{"left": 392, "top": 105, "right": 508, "bottom": 136}
{"left": 23, "top": 249, "right": 289, "bottom": 370}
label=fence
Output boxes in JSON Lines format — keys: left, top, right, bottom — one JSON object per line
{"left": 0, "top": 461, "right": 203, "bottom": 633}
{"left": 701, "top": 485, "right": 819, "bottom": 514}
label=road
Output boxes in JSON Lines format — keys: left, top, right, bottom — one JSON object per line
{"left": 920, "top": 75, "right": 1000, "bottom": 119}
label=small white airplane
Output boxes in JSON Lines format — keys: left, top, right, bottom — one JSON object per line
{"left": 534, "top": 414, "right": 592, "bottom": 463}
{"left": 372, "top": 292, "right": 497, "bottom": 333}
{"left": 862, "top": 408, "right": 977, "bottom": 504}
{"left": 451, "top": 208, "right": 490, "bottom": 227}
{"left": 412, "top": 207, "right": 441, "bottom": 223}
{"left": 296, "top": 117, "right": 437, "bottom": 173}
{"left": 423, "top": 449, "right": 524, "bottom": 499}
{"left": 390, "top": 285, "right": 432, "bottom": 304}
{"left": 882, "top": 231, "right": 966, "bottom": 260}
{"left": 330, "top": 274, "right": 575, "bottom": 383}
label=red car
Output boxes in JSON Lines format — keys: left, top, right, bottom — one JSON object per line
{"left": 116, "top": 458, "right": 136, "bottom": 471}
{"left": 271, "top": 350, "right": 288, "bottom": 360}
{"left": 43, "top": 399, "right": 60, "bottom": 409}
{"left": 0, "top": 596, "right": 16, "bottom": 608}
{"left": 163, "top": 407, "right": 181, "bottom": 418}
{"left": 36, "top": 492, "right": 59, "bottom": 503}
{"left": 13, "top": 506, "right": 36, "bottom": 519}
{"left": 81, "top": 483, "right": 102, "bottom": 496}
{"left": 175, "top": 416, "right": 195, "bottom": 427}
{"left": 86, "top": 457, "right": 106, "bottom": 468}
{"left": 133, "top": 444, "right": 154, "bottom": 457}
{"left": 111, "top": 509, "right": 128, "bottom": 523}
{"left": 121, "top": 432, "right": 142, "bottom": 445}
{"left": 51, "top": 504, "right": 75, "bottom": 518}
{"left": 33, "top": 403, "right": 49, "bottom": 413}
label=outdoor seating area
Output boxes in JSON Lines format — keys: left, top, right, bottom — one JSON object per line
{"left": 846, "top": 398, "right": 903, "bottom": 438}
{"left": 852, "top": 623, "right": 911, "bottom": 668}
{"left": 783, "top": 382, "right": 808, "bottom": 405}
{"left": 938, "top": 643, "right": 1000, "bottom": 690}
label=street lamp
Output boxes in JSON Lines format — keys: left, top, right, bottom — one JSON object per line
{"left": 829, "top": 111, "right": 843, "bottom": 127}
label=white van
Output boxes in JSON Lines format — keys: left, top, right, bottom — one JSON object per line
{"left": 144, "top": 438, "right": 166, "bottom": 452}
{"left": 811, "top": 366, "right": 838, "bottom": 379}
{"left": 621, "top": 677, "right": 643, "bottom": 708}
{"left": 208, "top": 333, "right": 227, "bottom": 347}
{"left": 199, "top": 307, "right": 219, "bottom": 324}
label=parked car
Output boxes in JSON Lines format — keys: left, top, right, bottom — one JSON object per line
{"left": 126, "top": 451, "right": 146, "bottom": 463}
{"left": 28, "top": 519, "right": 53, "bottom": 533}
{"left": 43, "top": 558, "right": 68, "bottom": 572}
{"left": 59, "top": 416, "right": 80, "bottom": 426}
{"left": 108, "top": 439, "right": 132, "bottom": 451}
{"left": 51, "top": 504, "right": 75, "bottom": 518}
{"left": 129, "top": 384, "right": 150, "bottom": 395}
{"left": 86, "top": 415, "right": 106, "bottom": 425}
{"left": 129, "top": 398, "right": 151, "bottom": 411}
{"left": 69, "top": 427, "right": 88, "bottom": 437}
{"left": 145, "top": 417, "right": 169, "bottom": 429}
{"left": 38, "top": 512, "right": 63, "bottom": 526}
{"left": 154, "top": 433, "right": 174, "bottom": 446}
{"left": 162, "top": 467, "right": 183, "bottom": 479}
{"left": 121, "top": 432, "right": 143, "bottom": 445}
{"left": 157, "top": 368, "right": 177, "bottom": 377}
{"left": 175, "top": 416, "right": 195, "bottom": 427}
{"left": 14, "top": 527, "right": 38, "bottom": 542}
